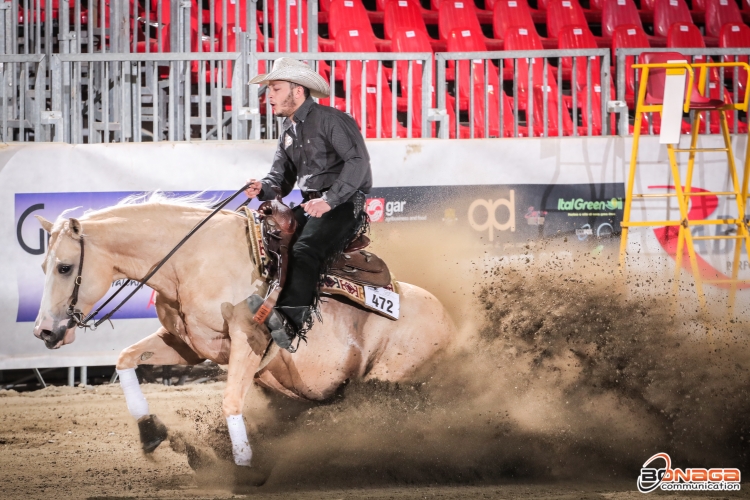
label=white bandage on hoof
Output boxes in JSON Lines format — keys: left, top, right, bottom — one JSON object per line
{"left": 117, "top": 368, "right": 149, "bottom": 421}
{"left": 226, "top": 414, "right": 253, "bottom": 467}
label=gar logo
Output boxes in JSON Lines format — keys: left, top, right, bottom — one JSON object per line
{"left": 385, "top": 200, "right": 406, "bottom": 217}
{"left": 557, "top": 197, "right": 623, "bottom": 211}
{"left": 468, "top": 191, "right": 515, "bottom": 241}
{"left": 637, "top": 452, "right": 740, "bottom": 493}
{"left": 366, "top": 198, "right": 385, "bottom": 222}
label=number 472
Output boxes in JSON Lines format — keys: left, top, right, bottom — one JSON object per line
{"left": 373, "top": 295, "right": 394, "bottom": 314}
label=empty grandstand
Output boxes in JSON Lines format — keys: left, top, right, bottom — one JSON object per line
{"left": 0, "top": 0, "right": 747, "bottom": 141}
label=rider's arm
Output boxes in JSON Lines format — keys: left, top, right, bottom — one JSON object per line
{"left": 258, "top": 136, "right": 297, "bottom": 200}
{"left": 321, "top": 117, "right": 371, "bottom": 209}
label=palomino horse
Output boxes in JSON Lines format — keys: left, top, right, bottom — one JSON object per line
{"left": 32, "top": 194, "right": 454, "bottom": 468}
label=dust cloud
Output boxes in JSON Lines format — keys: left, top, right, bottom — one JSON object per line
{"left": 175, "top": 225, "right": 750, "bottom": 492}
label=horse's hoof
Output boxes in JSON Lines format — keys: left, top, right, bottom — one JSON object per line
{"left": 137, "top": 414, "right": 168, "bottom": 453}
{"left": 232, "top": 463, "right": 269, "bottom": 488}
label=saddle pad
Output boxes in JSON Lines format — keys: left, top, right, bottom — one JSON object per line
{"left": 242, "top": 208, "right": 400, "bottom": 320}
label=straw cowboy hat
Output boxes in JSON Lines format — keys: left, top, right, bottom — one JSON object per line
{"left": 249, "top": 57, "right": 330, "bottom": 99}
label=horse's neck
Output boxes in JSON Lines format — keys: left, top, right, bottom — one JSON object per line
{"left": 87, "top": 204, "right": 212, "bottom": 295}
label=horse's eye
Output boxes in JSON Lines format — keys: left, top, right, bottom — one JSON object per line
{"left": 57, "top": 264, "right": 72, "bottom": 275}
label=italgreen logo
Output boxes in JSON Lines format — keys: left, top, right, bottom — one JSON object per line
{"left": 557, "top": 197, "right": 623, "bottom": 211}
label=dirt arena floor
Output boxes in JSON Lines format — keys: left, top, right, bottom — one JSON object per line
{"left": 5, "top": 230, "right": 750, "bottom": 499}
{"left": 0, "top": 382, "right": 746, "bottom": 500}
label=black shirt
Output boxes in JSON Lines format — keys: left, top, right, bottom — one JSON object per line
{"left": 258, "top": 97, "right": 373, "bottom": 209}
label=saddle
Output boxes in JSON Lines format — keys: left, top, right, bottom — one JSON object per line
{"left": 255, "top": 198, "right": 393, "bottom": 310}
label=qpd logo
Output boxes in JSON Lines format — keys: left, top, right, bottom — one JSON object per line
{"left": 468, "top": 190, "right": 515, "bottom": 241}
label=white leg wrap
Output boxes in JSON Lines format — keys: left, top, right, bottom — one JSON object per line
{"left": 226, "top": 414, "right": 252, "bottom": 466}
{"left": 117, "top": 368, "right": 149, "bottom": 420}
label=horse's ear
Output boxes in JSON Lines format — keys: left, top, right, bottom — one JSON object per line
{"left": 35, "top": 215, "right": 54, "bottom": 233}
{"left": 68, "top": 218, "right": 82, "bottom": 239}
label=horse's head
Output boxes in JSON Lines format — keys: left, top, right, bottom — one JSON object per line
{"left": 33, "top": 216, "right": 114, "bottom": 349}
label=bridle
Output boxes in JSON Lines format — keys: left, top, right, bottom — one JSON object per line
{"left": 64, "top": 184, "right": 251, "bottom": 331}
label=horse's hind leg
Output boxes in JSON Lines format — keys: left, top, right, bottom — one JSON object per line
{"left": 115, "top": 327, "right": 205, "bottom": 453}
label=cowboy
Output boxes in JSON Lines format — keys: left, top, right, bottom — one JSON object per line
{"left": 245, "top": 58, "right": 373, "bottom": 351}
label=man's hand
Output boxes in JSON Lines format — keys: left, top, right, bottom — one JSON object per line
{"left": 302, "top": 199, "right": 331, "bottom": 218}
{"left": 244, "top": 179, "right": 262, "bottom": 199}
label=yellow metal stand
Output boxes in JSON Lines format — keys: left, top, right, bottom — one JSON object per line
{"left": 619, "top": 60, "right": 750, "bottom": 316}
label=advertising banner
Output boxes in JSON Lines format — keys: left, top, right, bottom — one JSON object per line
{"left": 1, "top": 135, "right": 746, "bottom": 369}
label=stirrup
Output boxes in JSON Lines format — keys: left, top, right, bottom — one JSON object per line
{"left": 246, "top": 295, "right": 296, "bottom": 352}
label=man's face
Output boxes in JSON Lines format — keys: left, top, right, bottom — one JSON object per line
{"left": 268, "top": 81, "right": 303, "bottom": 117}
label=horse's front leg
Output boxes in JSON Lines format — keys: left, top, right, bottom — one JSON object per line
{"left": 221, "top": 302, "right": 266, "bottom": 467}
{"left": 116, "top": 327, "right": 205, "bottom": 452}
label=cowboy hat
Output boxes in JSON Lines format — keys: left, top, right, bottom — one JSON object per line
{"left": 249, "top": 57, "right": 330, "bottom": 98}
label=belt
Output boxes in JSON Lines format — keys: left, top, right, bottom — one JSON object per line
{"left": 302, "top": 190, "right": 326, "bottom": 201}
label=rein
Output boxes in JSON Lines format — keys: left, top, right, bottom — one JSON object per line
{"left": 66, "top": 185, "right": 251, "bottom": 330}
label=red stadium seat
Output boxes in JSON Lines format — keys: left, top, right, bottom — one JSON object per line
{"left": 705, "top": 0, "right": 743, "bottom": 37}
{"left": 211, "top": 0, "right": 248, "bottom": 31}
{"left": 719, "top": 23, "right": 749, "bottom": 100}
{"left": 384, "top": 0, "right": 428, "bottom": 40}
{"left": 558, "top": 25, "right": 614, "bottom": 134}
{"left": 601, "top": 0, "right": 644, "bottom": 39}
{"left": 504, "top": 26, "right": 575, "bottom": 136}
{"left": 653, "top": 0, "right": 693, "bottom": 38}
{"left": 438, "top": 0, "right": 483, "bottom": 41}
{"left": 692, "top": 0, "right": 706, "bottom": 11}
{"left": 546, "top": 0, "right": 587, "bottom": 39}
{"left": 437, "top": 0, "right": 502, "bottom": 50}
{"left": 536, "top": 0, "right": 554, "bottom": 9}
{"left": 392, "top": 28, "right": 436, "bottom": 137}
{"left": 641, "top": 0, "right": 656, "bottom": 11}
{"left": 667, "top": 22, "right": 706, "bottom": 56}
{"left": 590, "top": 0, "right": 605, "bottom": 10}
{"left": 265, "top": 0, "right": 310, "bottom": 51}
{"left": 446, "top": 28, "right": 518, "bottom": 137}
{"left": 329, "top": 0, "right": 384, "bottom": 48}
{"left": 492, "top": 0, "right": 539, "bottom": 41}
{"left": 334, "top": 30, "right": 406, "bottom": 138}
{"left": 611, "top": 25, "right": 650, "bottom": 105}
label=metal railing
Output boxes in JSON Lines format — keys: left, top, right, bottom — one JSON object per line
{"left": 436, "top": 49, "right": 612, "bottom": 139}
{"left": 1, "top": 0, "right": 318, "bottom": 56}
{"left": 250, "top": 51, "right": 434, "bottom": 140}
{"left": 0, "top": 54, "right": 46, "bottom": 142}
{"left": 50, "top": 50, "right": 246, "bottom": 143}
{"left": 615, "top": 47, "right": 750, "bottom": 136}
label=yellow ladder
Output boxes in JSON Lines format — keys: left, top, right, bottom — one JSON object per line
{"left": 619, "top": 56, "right": 750, "bottom": 316}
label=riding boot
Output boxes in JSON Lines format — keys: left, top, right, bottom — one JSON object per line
{"left": 246, "top": 295, "right": 297, "bottom": 351}
{"left": 276, "top": 306, "right": 312, "bottom": 334}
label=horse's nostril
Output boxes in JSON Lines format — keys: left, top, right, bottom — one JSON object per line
{"left": 40, "top": 329, "right": 54, "bottom": 341}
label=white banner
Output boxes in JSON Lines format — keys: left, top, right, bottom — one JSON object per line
{"left": 1, "top": 135, "right": 747, "bottom": 369}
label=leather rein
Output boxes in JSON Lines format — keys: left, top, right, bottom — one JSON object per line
{"left": 65, "top": 184, "right": 251, "bottom": 331}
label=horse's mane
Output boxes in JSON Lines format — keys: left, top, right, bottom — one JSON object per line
{"left": 76, "top": 191, "right": 217, "bottom": 222}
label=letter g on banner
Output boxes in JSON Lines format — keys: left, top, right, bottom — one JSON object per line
{"left": 468, "top": 190, "right": 516, "bottom": 241}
